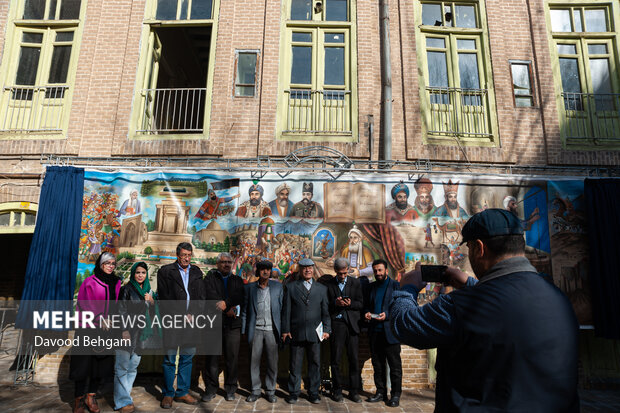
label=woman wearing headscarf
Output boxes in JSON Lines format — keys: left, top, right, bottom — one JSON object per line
{"left": 114, "top": 262, "right": 160, "bottom": 413}
{"left": 70, "top": 252, "right": 121, "bottom": 413}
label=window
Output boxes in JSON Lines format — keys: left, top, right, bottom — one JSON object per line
{"left": 0, "top": 0, "right": 83, "bottom": 135}
{"left": 0, "top": 202, "right": 38, "bottom": 234}
{"left": 132, "top": 0, "right": 220, "bottom": 137}
{"left": 415, "top": 1, "right": 498, "bottom": 145}
{"left": 276, "top": 0, "right": 358, "bottom": 141}
{"left": 510, "top": 61, "right": 534, "bottom": 107}
{"left": 234, "top": 51, "right": 258, "bottom": 97}
{"left": 547, "top": 3, "right": 620, "bottom": 146}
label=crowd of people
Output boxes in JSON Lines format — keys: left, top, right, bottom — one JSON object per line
{"left": 71, "top": 208, "right": 579, "bottom": 413}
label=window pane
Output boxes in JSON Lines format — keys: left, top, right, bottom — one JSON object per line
{"left": 48, "top": 0, "right": 58, "bottom": 19}
{"left": 59, "top": 0, "right": 82, "bottom": 19}
{"left": 515, "top": 97, "right": 533, "bottom": 107}
{"left": 291, "top": 46, "right": 312, "bottom": 84}
{"left": 48, "top": 45, "right": 72, "bottom": 83}
{"left": 191, "top": 0, "right": 212, "bottom": 19}
{"left": 0, "top": 213, "right": 10, "bottom": 227}
{"left": 422, "top": 3, "right": 442, "bottom": 26}
{"left": 559, "top": 58, "right": 581, "bottom": 93}
{"left": 557, "top": 44, "right": 576, "bottom": 55}
{"left": 156, "top": 0, "right": 177, "bottom": 20}
{"left": 23, "top": 0, "right": 45, "bottom": 19}
{"left": 22, "top": 32, "right": 43, "bottom": 43}
{"left": 573, "top": 10, "right": 583, "bottom": 32}
{"left": 590, "top": 59, "right": 612, "bottom": 110}
{"left": 326, "top": 0, "right": 347, "bottom": 21}
{"left": 511, "top": 64, "right": 531, "bottom": 95}
{"left": 325, "top": 33, "right": 345, "bottom": 43}
{"left": 585, "top": 9, "right": 606, "bottom": 32}
{"left": 56, "top": 31, "right": 74, "bottom": 42}
{"left": 550, "top": 9, "right": 572, "bottom": 32}
{"left": 235, "top": 86, "right": 255, "bottom": 97}
{"left": 324, "top": 47, "right": 345, "bottom": 85}
{"left": 588, "top": 44, "right": 607, "bottom": 55}
{"left": 457, "top": 39, "right": 476, "bottom": 50}
{"left": 24, "top": 213, "right": 37, "bottom": 226}
{"left": 179, "top": 0, "right": 188, "bottom": 19}
{"left": 291, "top": 0, "right": 312, "bottom": 20}
{"left": 292, "top": 32, "right": 312, "bottom": 42}
{"left": 458, "top": 53, "right": 480, "bottom": 89}
{"left": 426, "top": 37, "right": 445, "bottom": 48}
{"left": 427, "top": 51, "right": 448, "bottom": 87}
{"left": 16, "top": 47, "right": 41, "bottom": 85}
{"left": 455, "top": 5, "right": 476, "bottom": 28}
{"left": 236, "top": 53, "right": 256, "bottom": 85}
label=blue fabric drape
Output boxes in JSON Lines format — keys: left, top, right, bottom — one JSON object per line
{"left": 16, "top": 166, "right": 84, "bottom": 328}
{"left": 584, "top": 178, "right": 620, "bottom": 339}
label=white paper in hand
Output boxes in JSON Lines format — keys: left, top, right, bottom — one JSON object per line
{"left": 316, "top": 322, "right": 324, "bottom": 342}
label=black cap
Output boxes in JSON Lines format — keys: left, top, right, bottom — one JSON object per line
{"left": 460, "top": 208, "right": 524, "bottom": 245}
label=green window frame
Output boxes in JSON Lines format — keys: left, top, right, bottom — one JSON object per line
{"left": 414, "top": 0, "right": 498, "bottom": 146}
{"left": 276, "top": 0, "right": 358, "bottom": 142}
{"left": 545, "top": 0, "right": 620, "bottom": 148}
{"left": 130, "top": 0, "right": 220, "bottom": 140}
{"left": 0, "top": 0, "right": 84, "bottom": 138}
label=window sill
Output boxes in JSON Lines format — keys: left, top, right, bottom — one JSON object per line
{"left": 0, "top": 131, "right": 65, "bottom": 141}
{"left": 279, "top": 132, "right": 356, "bottom": 143}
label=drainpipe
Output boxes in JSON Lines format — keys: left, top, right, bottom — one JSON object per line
{"left": 379, "top": 0, "right": 392, "bottom": 164}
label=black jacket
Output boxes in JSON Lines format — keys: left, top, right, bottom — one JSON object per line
{"left": 118, "top": 282, "right": 159, "bottom": 353}
{"left": 326, "top": 276, "right": 363, "bottom": 334}
{"left": 366, "top": 277, "right": 400, "bottom": 344}
{"left": 156, "top": 261, "right": 205, "bottom": 348}
{"left": 204, "top": 269, "right": 245, "bottom": 329}
{"left": 282, "top": 279, "right": 331, "bottom": 343}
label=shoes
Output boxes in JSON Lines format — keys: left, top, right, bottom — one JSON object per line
{"left": 367, "top": 393, "right": 386, "bottom": 403}
{"left": 266, "top": 394, "right": 278, "bottom": 403}
{"left": 84, "top": 393, "right": 100, "bottom": 413}
{"left": 332, "top": 393, "right": 344, "bottom": 402}
{"left": 73, "top": 396, "right": 86, "bottom": 413}
{"left": 160, "top": 396, "right": 173, "bottom": 409}
{"left": 174, "top": 394, "right": 198, "bottom": 405}
{"left": 286, "top": 395, "right": 298, "bottom": 404}
{"left": 308, "top": 394, "right": 321, "bottom": 404}
{"left": 350, "top": 393, "right": 363, "bottom": 403}
{"left": 225, "top": 393, "right": 236, "bottom": 401}
{"left": 119, "top": 404, "right": 135, "bottom": 413}
{"left": 387, "top": 395, "right": 400, "bottom": 407}
{"left": 201, "top": 392, "right": 216, "bottom": 402}
{"left": 246, "top": 394, "right": 259, "bottom": 402}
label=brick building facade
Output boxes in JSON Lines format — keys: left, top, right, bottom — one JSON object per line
{"left": 1, "top": 0, "right": 619, "bottom": 387}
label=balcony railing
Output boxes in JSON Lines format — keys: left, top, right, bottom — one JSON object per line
{"left": 0, "top": 85, "right": 68, "bottom": 132}
{"left": 284, "top": 89, "right": 351, "bottom": 134}
{"left": 561, "top": 92, "right": 620, "bottom": 143}
{"left": 426, "top": 87, "right": 491, "bottom": 138}
{"left": 138, "top": 88, "right": 206, "bottom": 134}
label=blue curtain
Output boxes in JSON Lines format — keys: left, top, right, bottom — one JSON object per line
{"left": 16, "top": 166, "right": 84, "bottom": 328}
{"left": 584, "top": 178, "right": 620, "bottom": 339}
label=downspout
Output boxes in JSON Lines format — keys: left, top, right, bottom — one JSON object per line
{"left": 379, "top": 0, "right": 392, "bottom": 163}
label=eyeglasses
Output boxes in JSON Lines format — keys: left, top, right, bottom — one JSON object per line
{"left": 103, "top": 262, "right": 116, "bottom": 267}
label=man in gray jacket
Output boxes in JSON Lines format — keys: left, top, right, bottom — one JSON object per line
{"left": 241, "top": 260, "right": 283, "bottom": 403}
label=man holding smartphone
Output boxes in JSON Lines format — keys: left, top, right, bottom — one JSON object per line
{"left": 326, "top": 258, "right": 364, "bottom": 403}
{"left": 390, "top": 209, "right": 579, "bottom": 412}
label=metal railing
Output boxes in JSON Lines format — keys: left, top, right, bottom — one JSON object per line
{"left": 0, "top": 85, "right": 68, "bottom": 132}
{"left": 284, "top": 89, "right": 351, "bottom": 134}
{"left": 138, "top": 88, "right": 207, "bottom": 134}
{"left": 426, "top": 87, "right": 491, "bottom": 138}
{"left": 561, "top": 92, "right": 620, "bottom": 143}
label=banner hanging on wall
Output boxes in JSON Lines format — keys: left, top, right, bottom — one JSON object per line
{"left": 77, "top": 170, "right": 590, "bottom": 324}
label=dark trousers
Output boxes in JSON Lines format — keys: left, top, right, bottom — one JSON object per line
{"left": 204, "top": 326, "right": 241, "bottom": 395}
{"left": 330, "top": 320, "right": 360, "bottom": 395}
{"left": 289, "top": 340, "right": 321, "bottom": 396}
{"left": 369, "top": 330, "right": 402, "bottom": 396}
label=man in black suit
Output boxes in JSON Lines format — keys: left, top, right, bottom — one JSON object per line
{"left": 241, "top": 260, "right": 283, "bottom": 403}
{"left": 281, "top": 258, "right": 331, "bottom": 404}
{"left": 326, "top": 258, "right": 364, "bottom": 403}
{"left": 364, "top": 259, "right": 402, "bottom": 407}
{"left": 157, "top": 242, "right": 205, "bottom": 409}
{"left": 203, "top": 252, "right": 245, "bottom": 401}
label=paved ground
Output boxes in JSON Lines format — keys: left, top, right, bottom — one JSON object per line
{"left": 1, "top": 379, "right": 620, "bottom": 412}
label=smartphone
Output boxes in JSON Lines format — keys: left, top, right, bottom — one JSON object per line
{"left": 341, "top": 295, "right": 350, "bottom": 300}
{"left": 370, "top": 313, "right": 381, "bottom": 319}
{"left": 421, "top": 265, "right": 449, "bottom": 283}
